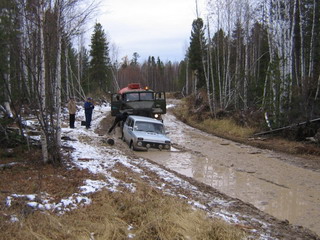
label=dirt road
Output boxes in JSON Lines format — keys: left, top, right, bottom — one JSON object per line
{"left": 135, "top": 111, "right": 320, "bottom": 236}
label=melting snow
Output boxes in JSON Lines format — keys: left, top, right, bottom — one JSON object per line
{"left": 4, "top": 101, "right": 273, "bottom": 239}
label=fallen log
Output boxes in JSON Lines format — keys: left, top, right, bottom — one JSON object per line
{"left": 254, "top": 118, "right": 320, "bottom": 136}
{"left": 0, "top": 162, "right": 19, "bottom": 170}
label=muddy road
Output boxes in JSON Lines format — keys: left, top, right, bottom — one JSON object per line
{"left": 134, "top": 111, "right": 320, "bottom": 236}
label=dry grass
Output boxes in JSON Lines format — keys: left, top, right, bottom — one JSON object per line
{"left": 173, "top": 103, "right": 256, "bottom": 139}
{"left": 1, "top": 188, "right": 245, "bottom": 240}
{"left": 201, "top": 118, "right": 256, "bottom": 138}
{"left": 1, "top": 146, "right": 246, "bottom": 240}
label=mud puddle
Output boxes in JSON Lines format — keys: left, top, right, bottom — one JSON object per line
{"left": 137, "top": 113, "right": 320, "bottom": 235}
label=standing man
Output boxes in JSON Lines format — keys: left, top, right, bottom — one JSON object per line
{"left": 84, "top": 97, "right": 94, "bottom": 129}
{"left": 67, "top": 97, "right": 77, "bottom": 128}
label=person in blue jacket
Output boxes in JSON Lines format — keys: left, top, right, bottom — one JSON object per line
{"left": 84, "top": 97, "right": 94, "bottom": 129}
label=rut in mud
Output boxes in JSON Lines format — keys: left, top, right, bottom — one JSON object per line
{"left": 99, "top": 104, "right": 320, "bottom": 239}
{"left": 132, "top": 112, "right": 320, "bottom": 236}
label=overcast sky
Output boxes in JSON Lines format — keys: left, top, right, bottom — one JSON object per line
{"left": 92, "top": 0, "right": 207, "bottom": 63}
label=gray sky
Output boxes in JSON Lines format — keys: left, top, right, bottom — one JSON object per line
{"left": 94, "top": 0, "right": 207, "bottom": 63}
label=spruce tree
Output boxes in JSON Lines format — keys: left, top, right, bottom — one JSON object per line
{"left": 89, "top": 23, "right": 111, "bottom": 94}
{"left": 188, "top": 18, "right": 206, "bottom": 89}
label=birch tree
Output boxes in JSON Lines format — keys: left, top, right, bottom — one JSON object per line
{"left": 38, "top": 0, "right": 49, "bottom": 163}
{"left": 25, "top": 0, "right": 98, "bottom": 163}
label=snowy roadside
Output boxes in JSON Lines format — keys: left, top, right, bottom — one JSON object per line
{"left": 5, "top": 102, "right": 315, "bottom": 239}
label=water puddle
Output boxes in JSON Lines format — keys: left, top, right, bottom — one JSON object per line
{"left": 137, "top": 113, "right": 320, "bottom": 235}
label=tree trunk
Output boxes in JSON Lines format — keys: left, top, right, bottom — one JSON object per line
{"left": 55, "top": 0, "right": 62, "bottom": 159}
{"left": 39, "top": 2, "right": 49, "bottom": 163}
{"left": 65, "top": 41, "right": 70, "bottom": 99}
{"left": 308, "top": 0, "right": 316, "bottom": 79}
{"left": 207, "top": 18, "right": 216, "bottom": 117}
{"left": 21, "top": 1, "right": 30, "bottom": 99}
{"left": 200, "top": 19, "right": 213, "bottom": 116}
{"left": 186, "top": 59, "right": 189, "bottom": 95}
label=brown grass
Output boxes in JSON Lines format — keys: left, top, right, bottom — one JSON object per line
{"left": 1, "top": 188, "right": 245, "bottom": 240}
{"left": 201, "top": 118, "right": 255, "bottom": 138}
{"left": 1, "top": 146, "right": 246, "bottom": 240}
{"left": 173, "top": 102, "right": 256, "bottom": 139}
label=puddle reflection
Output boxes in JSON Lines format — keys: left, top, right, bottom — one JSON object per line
{"left": 139, "top": 149, "right": 318, "bottom": 233}
{"left": 137, "top": 113, "right": 320, "bottom": 235}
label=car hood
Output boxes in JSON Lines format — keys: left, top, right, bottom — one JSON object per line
{"left": 133, "top": 131, "right": 171, "bottom": 143}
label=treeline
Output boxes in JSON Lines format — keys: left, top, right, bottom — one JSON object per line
{"left": 0, "top": 0, "right": 99, "bottom": 163}
{"left": 185, "top": 0, "right": 320, "bottom": 127}
{"left": 1, "top": 0, "right": 319, "bottom": 163}
{"left": 0, "top": 0, "right": 182, "bottom": 163}
{"left": 114, "top": 55, "right": 181, "bottom": 93}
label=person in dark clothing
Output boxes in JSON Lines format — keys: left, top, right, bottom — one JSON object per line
{"left": 84, "top": 97, "right": 94, "bottom": 129}
{"left": 108, "top": 112, "right": 128, "bottom": 135}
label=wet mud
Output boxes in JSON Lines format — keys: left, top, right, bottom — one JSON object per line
{"left": 135, "top": 113, "right": 320, "bottom": 236}
{"left": 99, "top": 107, "right": 320, "bottom": 237}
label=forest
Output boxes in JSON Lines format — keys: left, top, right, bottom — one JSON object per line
{"left": 0, "top": 0, "right": 319, "bottom": 162}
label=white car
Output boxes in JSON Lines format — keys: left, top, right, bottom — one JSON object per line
{"left": 122, "top": 115, "right": 171, "bottom": 151}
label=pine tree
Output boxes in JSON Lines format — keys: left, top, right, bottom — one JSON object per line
{"left": 130, "top": 52, "right": 140, "bottom": 66}
{"left": 188, "top": 18, "right": 206, "bottom": 90}
{"left": 89, "top": 23, "right": 111, "bottom": 94}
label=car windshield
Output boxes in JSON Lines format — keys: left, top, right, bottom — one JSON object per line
{"left": 134, "top": 121, "right": 164, "bottom": 134}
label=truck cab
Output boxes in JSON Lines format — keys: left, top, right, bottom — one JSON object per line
{"left": 111, "top": 83, "right": 166, "bottom": 120}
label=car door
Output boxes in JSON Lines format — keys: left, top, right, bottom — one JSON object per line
{"left": 123, "top": 117, "right": 133, "bottom": 143}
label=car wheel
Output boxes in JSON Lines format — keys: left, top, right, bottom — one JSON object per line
{"left": 130, "top": 141, "right": 135, "bottom": 151}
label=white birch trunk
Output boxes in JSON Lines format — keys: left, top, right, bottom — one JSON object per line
{"left": 39, "top": 2, "right": 49, "bottom": 163}
{"left": 298, "top": 0, "right": 305, "bottom": 85}
{"left": 308, "top": 0, "right": 316, "bottom": 79}
{"left": 207, "top": 18, "right": 216, "bottom": 116}
{"left": 265, "top": 0, "right": 294, "bottom": 119}
{"left": 216, "top": 31, "right": 222, "bottom": 109}
{"left": 4, "top": 102, "right": 13, "bottom": 118}
{"left": 225, "top": 37, "right": 231, "bottom": 109}
{"left": 290, "top": 0, "right": 298, "bottom": 104}
{"left": 266, "top": 3, "right": 278, "bottom": 121}
{"left": 199, "top": 19, "right": 213, "bottom": 116}
{"left": 262, "top": 65, "right": 270, "bottom": 108}
{"left": 234, "top": 39, "right": 240, "bottom": 109}
{"left": 210, "top": 0, "right": 223, "bottom": 109}
{"left": 78, "top": 36, "right": 83, "bottom": 98}
{"left": 65, "top": 42, "right": 70, "bottom": 98}
{"left": 21, "top": 0, "right": 30, "bottom": 98}
{"left": 243, "top": 0, "right": 251, "bottom": 110}
{"left": 224, "top": 0, "right": 233, "bottom": 109}
{"left": 55, "top": 0, "right": 62, "bottom": 150}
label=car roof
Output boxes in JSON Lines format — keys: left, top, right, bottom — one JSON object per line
{"left": 128, "top": 115, "right": 163, "bottom": 124}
